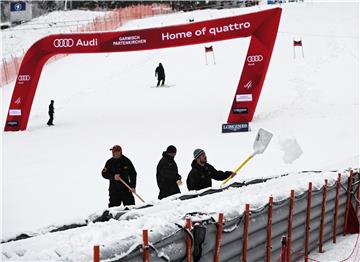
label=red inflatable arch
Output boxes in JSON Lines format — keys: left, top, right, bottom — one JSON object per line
{"left": 5, "top": 8, "right": 281, "bottom": 131}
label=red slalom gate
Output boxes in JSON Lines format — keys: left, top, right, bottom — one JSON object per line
{"left": 4, "top": 8, "right": 282, "bottom": 131}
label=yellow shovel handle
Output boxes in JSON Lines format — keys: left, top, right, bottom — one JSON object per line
{"left": 221, "top": 154, "right": 255, "bottom": 186}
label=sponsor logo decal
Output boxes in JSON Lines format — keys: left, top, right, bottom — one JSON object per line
{"left": 9, "top": 109, "right": 21, "bottom": 116}
{"left": 222, "top": 123, "right": 249, "bottom": 133}
{"left": 7, "top": 121, "right": 19, "bottom": 127}
{"left": 53, "top": 38, "right": 98, "bottom": 48}
{"left": 14, "top": 97, "right": 21, "bottom": 105}
{"left": 247, "top": 55, "right": 263, "bottom": 66}
{"left": 244, "top": 80, "right": 252, "bottom": 90}
{"left": 233, "top": 108, "right": 248, "bottom": 114}
{"left": 18, "top": 75, "right": 30, "bottom": 82}
{"left": 113, "top": 35, "right": 147, "bottom": 46}
{"left": 53, "top": 38, "right": 74, "bottom": 48}
{"left": 236, "top": 94, "right": 252, "bottom": 102}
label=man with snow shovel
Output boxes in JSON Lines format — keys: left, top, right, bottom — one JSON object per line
{"left": 186, "top": 149, "right": 234, "bottom": 191}
{"left": 101, "top": 145, "right": 137, "bottom": 207}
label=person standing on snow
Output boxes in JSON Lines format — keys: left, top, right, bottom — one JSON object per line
{"left": 186, "top": 148, "right": 234, "bottom": 191}
{"left": 101, "top": 145, "right": 137, "bottom": 207}
{"left": 155, "top": 63, "right": 165, "bottom": 86}
{"left": 156, "top": 145, "right": 182, "bottom": 200}
{"left": 47, "top": 100, "right": 54, "bottom": 126}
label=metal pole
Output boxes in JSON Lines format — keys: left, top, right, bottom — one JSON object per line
{"left": 143, "top": 229, "right": 150, "bottom": 262}
{"left": 214, "top": 213, "right": 224, "bottom": 262}
{"left": 243, "top": 204, "right": 250, "bottom": 262}
{"left": 266, "top": 196, "right": 273, "bottom": 262}
{"left": 319, "top": 179, "right": 328, "bottom": 253}
{"left": 287, "top": 190, "right": 294, "bottom": 262}
{"left": 186, "top": 218, "right": 192, "bottom": 262}
{"left": 333, "top": 173, "right": 341, "bottom": 243}
{"left": 304, "top": 182, "right": 312, "bottom": 261}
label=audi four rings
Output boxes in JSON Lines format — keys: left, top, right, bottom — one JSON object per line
{"left": 53, "top": 39, "right": 74, "bottom": 48}
{"left": 247, "top": 55, "right": 263, "bottom": 62}
{"left": 18, "top": 75, "right": 30, "bottom": 81}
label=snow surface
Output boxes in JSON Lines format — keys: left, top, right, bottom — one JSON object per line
{"left": 1, "top": 1, "right": 359, "bottom": 261}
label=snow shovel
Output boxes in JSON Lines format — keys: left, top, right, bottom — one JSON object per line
{"left": 118, "top": 176, "right": 146, "bottom": 203}
{"left": 221, "top": 128, "right": 273, "bottom": 186}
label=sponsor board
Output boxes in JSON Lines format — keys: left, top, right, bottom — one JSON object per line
{"left": 222, "top": 123, "right": 249, "bottom": 133}
{"left": 236, "top": 94, "right": 252, "bottom": 102}
{"left": 233, "top": 108, "right": 248, "bottom": 114}
{"left": 7, "top": 121, "right": 19, "bottom": 127}
{"left": 9, "top": 109, "right": 21, "bottom": 116}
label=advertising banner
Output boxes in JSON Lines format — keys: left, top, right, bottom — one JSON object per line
{"left": 5, "top": 8, "right": 281, "bottom": 131}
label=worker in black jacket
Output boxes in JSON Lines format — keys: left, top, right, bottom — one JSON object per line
{"left": 156, "top": 145, "right": 182, "bottom": 199}
{"left": 101, "top": 145, "right": 137, "bottom": 207}
{"left": 155, "top": 63, "right": 165, "bottom": 86}
{"left": 47, "top": 100, "right": 54, "bottom": 126}
{"left": 187, "top": 149, "right": 234, "bottom": 191}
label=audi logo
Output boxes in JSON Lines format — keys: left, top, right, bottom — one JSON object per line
{"left": 53, "top": 38, "right": 74, "bottom": 48}
{"left": 247, "top": 55, "right": 263, "bottom": 63}
{"left": 18, "top": 75, "right": 30, "bottom": 81}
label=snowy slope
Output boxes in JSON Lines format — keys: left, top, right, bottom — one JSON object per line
{"left": 1, "top": 1, "right": 359, "bottom": 261}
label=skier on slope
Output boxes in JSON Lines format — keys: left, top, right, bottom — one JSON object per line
{"left": 186, "top": 149, "right": 235, "bottom": 191}
{"left": 101, "top": 145, "right": 137, "bottom": 207}
{"left": 155, "top": 63, "right": 165, "bottom": 86}
{"left": 156, "top": 145, "right": 182, "bottom": 199}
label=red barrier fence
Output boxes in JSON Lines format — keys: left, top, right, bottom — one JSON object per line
{"left": 93, "top": 170, "right": 359, "bottom": 262}
{"left": 1, "top": 4, "right": 172, "bottom": 86}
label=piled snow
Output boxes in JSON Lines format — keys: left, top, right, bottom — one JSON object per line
{"left": 1, "top": 1, "right": 359, "bottom": 261}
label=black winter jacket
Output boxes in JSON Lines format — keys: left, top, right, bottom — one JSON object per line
{"left": 156, "top": 152, "right": 181, "bottom": 199}
{"left": 102, "top": 155, "right": 137, "bottom": 195}
{"left": 186, "top": 160, "right": 232, "bottom": 191}
{"left": 155, "top": 64, "right": 165, "bottom": 80}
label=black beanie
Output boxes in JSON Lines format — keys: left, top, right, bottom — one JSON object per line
{"left": 166, "top": 145, "right": 177, "bottom": 154}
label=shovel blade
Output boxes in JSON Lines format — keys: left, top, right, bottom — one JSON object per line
{"left": 253, "top": 128, "right": 273, "bottom": 154}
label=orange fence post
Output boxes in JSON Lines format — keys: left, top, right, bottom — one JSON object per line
{"left": 93, "top": 245, "right": 100, "bottom": 262}
{"left": 186, "top": 218, "right": 192, "bottom": 262}
{"left": 266, "top": 196, "right": 273, "bottom": 262}
{"left": 305, "top": 182, "right": 312, "bottom": 261}
{"left": 214, "top": 213, "right": 224, "bottom": 262}
{"left": 343, "top": 170, "right": 353, "bottom": 235}
{"left": 143, "top": 229, "right": 150, "bottom": 262}
{"left": 319, "top": 179, "right": 328, "bottom": 253}
{"left": 356, "top": 177, "right": 360, "bottom": 217}
{"left": 333, "top": 173, "right": 341, "bottom": 243}
{"left": 281, "top": 236, "right": 287, "bottom": 262}
{"left": 287, "top": 190, "right": 294, "bottom": 262}
{"left": 243, "top": 204, "right": 250, "bottom": 262}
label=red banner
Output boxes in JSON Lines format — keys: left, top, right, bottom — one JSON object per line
{"left": 5, "top": 8, "right": 281, "bottom": 131}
